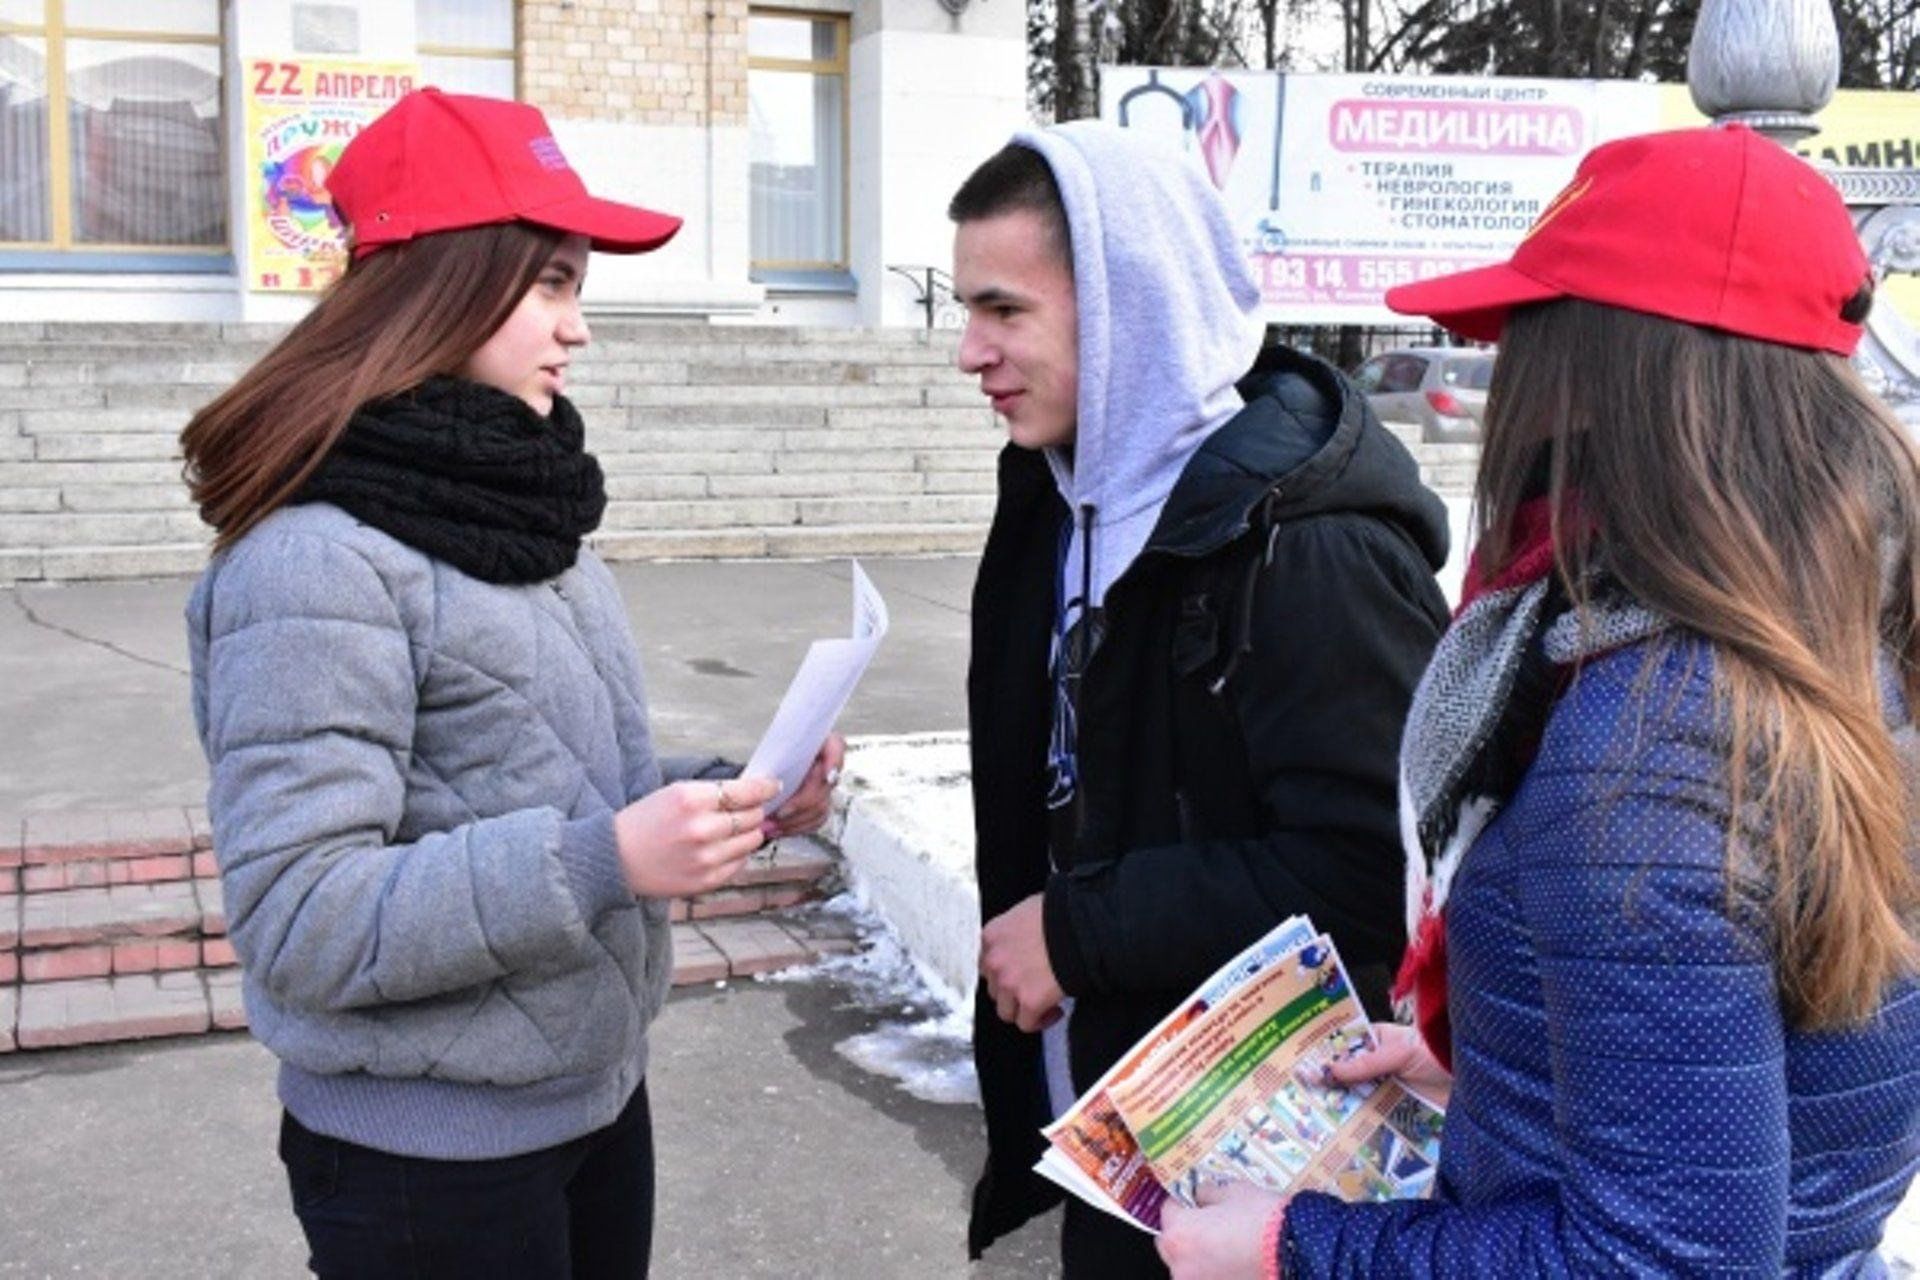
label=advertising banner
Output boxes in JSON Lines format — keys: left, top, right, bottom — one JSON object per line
{"left": 243, "top": 59, "right": 416, "bottom": 293}
{"left": 1104, "top": 69, "right": 1915, "bottom": 327}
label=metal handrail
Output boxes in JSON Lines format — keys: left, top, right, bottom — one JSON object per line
{"left": 887, "top": 263, "right": 963, "bottom": 330}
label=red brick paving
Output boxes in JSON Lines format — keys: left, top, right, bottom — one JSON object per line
{"left": 1, "top": 809, "right": 851, "bottom": 1052}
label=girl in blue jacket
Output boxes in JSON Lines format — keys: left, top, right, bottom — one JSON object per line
{"left": 180, "top": 90, "right": 839, "bottom": 1278}
{"left": 1158, "top": 126, "right": 1920, "bottom": 1279}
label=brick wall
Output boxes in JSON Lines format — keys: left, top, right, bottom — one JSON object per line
{"left": 519, "top": 0, "right": 748, "bottom": 127}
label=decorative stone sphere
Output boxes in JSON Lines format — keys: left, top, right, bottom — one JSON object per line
{"left": 1688, "top": 0, "right": 1839, "bottom": 142}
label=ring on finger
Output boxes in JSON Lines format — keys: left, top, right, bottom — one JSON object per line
{"left": 728, "top": 810, "right": 741, "bottom": 837}
{"left": 715, "top": 780, "right": 734, "bottom": 812}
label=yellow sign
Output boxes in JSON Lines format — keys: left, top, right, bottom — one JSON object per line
{"left": 243, "top": 59, "right": 417, "bottom": 293}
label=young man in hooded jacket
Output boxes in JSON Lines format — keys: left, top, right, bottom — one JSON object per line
{"left": 950, "top": 124, "right": 1452, "bottom": 1276}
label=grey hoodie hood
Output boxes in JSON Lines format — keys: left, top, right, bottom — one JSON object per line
{"left": 1014, "top": 121, "right": 1265, "bottom": 617}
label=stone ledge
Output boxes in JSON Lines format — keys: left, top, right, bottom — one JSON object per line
{"left": 15, "top": 972, "right": 211, "bottom": 1049}
{"left": 0, "top": 909, "right": 855, "bottom": 1053}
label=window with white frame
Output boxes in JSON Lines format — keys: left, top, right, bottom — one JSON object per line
{"left": 416, "top": 0, "right": 514, "bottom": 99}
{"left": 0, "top": 0, "right": 225, "bottom": 255}
{"left": 748, "top": 9, "right": 847, "bottom": 274}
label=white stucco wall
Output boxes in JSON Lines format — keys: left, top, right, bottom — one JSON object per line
{"left": 0, "top": 0, "right": 1021, "bottom": 326}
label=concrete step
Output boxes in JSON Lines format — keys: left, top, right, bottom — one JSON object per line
{"left": 0, "top": 808, "right": 848, "bottom": 1051}
{"left": 0, "top": 320, "right": 995, "bottom": 584}
{"left": 589, "top": 522, "right": 987, "bottom": 562}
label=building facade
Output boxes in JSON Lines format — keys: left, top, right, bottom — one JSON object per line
{"left": 0, "top": 0, "right": 1025, "bottom": 326}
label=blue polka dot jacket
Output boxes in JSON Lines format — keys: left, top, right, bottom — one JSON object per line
{"left": 1281, "top": 638, "right": 1920, "bottom": 1277}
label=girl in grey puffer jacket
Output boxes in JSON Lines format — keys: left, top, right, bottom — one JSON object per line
{"left": 180, "top": 89, "right": 842, "bottom": 1279}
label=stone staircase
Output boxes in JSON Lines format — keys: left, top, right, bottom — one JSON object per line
{"left": 0, "top": 321, "right": 1001, "bottom": 583}
{"left": 0, "top": 321, "right": 1479, "bottom": 585}
{"left": 0, "top": 807, "right": 852, "bottom": 1051}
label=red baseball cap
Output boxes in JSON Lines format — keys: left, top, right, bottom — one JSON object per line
{"left": 328, "top": 87, "right": 682, "bottom": 259}
{"left": 1385, "top": 125, "right": 1868, "bottom": 355}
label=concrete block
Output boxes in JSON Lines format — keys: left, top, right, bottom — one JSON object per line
{"left": 0, "top": 986, "right": 15, "bottom": 1052}
{"left": 823, "top": 406, "right": 993, "bottom": 431}
{"left": 16, "top": 972, "right": 211, "bottom": 1048}
{"left": 762, "top": 524, "right": 987, "bottom": 559}
{"left": 0, "top": 948, "right": 16, "bottom": 984}
{"left": 0, "top": 868, "right": 14, "bottom": 894}
{"left": 872, "top": 364, "right": 971, "bottom": 387}
{"left": 921, "top": 471, "right": 996, "bottom": 495}
{"left": 601, "top": 427, "right": 771, "bottom": 453}
{"left": 23, "top": 362, "right": 92, "bottom": 388}
{"left": 0, "top": 512, "right": 199, "bottom": 550}
{"left": 597, "top": 447, "right": 774, "bottom": 475}
{"left": 23, "top": 808, "right": 195, "bottom": 863}
{"left": 18, "top": 408, "right": 187, "bottom": 437}
{"left": 598, "top": 498, "right": 798, "bottom": 532}
{"left": 23, "top": 944, "right": 113, "bottom": 983}
{"left": 124, "top": 854, "right": 192, "bottom": 884}
{"left": 0, "top": 889, "right": 18, "bottom": 947}
{"left": 0, "top": 460, "right": 180, "bottom": 487}
{"left": 42, "top": 542, "right": 208, "bottom": 580}
{"left": 732, "top": 838, "right": 836, "bottom": 889}
{"left": 29, "top": 433, "right": 179, "bottom": 462}
{"left": 22, "top": 864, "right": 66, "bottom": 892}
{"left": 193, "top": 877, "right": 226, "bottom": 935}
{"left": 687, "top": 886, "right": 766, "bottom": 919}
{"left": 567, "top": 360, "right": 690, "bottom": 385}
{"left": 603, "top": 473, "right": 708, "bottom": 501}
{"left": 201, "top": 937, "right": 237, "bottom": 968}
{"left": 781, "top": 426, "right": 991, "bottom": 452}
{"left": 773, "top": 451, "right": 920, "bottom": 474}
{"left": 186, "top": 806, "right": 213, "bottom": 850}
{"left": 922, "top": 385, "right": 992, "bottom": 407}
{"left": 0, "top": 812, "right": 20, "bottom": 867}
{"left": 102, "top": 383, "right": 224, "bottom": 410}
{"left": 590, "top": 529, "right": 770, "bottom": 561}
{"left": 626, "top": 403, "right": 825, "bottom": 427}
{"left": 827, "top": 733, "right": 979, "bottom": 1006}
{"left": 0, "top": 548, "right": 44, "bottom": 581}
{"left": 0, "top": 387, "right": 108, "bottom": 410}
{"left": 698, "top": 917, "right": 811, "bottom": 977}
{"left": 795, "top": 495, "right": 994, "bottom": 526}
{"left": 670, "top": 922, "right": 728, "bottom": 985}
{"left": 18, "top": 881, "right": 201, "bottom": 948}
{"left": 708, "top": 471, "right": 923, "bottom": 499}
{"left": 686, "top": 361, "right": 877, "bottom": 387}
{"left": 0, "top": 488, "right": 59, "bottom": 513}
{"left": 112, "top": 938, "right": 202, "bottom": 974}
{"left": 58, "top": 484, "right": 194, "bottom": 513}
{"left": 914, "top": 448, "right": 999, "bottom": 473}
{"left": 207, "top": 968, "right": 248, "bottom": 1029}
{"left": 43, "top": 321, "right": 218, "bottom": 342}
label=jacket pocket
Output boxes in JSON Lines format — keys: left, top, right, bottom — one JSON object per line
{"left": 1172, "top": 592, "right": 1220, "bottom": 678}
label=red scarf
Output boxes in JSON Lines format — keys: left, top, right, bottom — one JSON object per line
{"left": 1390, "top": 496, "right": 1562, "bottom": 1072}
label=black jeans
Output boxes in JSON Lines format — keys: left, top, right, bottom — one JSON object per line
{"left": 278, "top": 1081, "right": 654, "bottom": 1280}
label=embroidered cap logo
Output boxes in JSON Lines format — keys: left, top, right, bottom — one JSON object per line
{"left": 1521, "top": 174, "right": 1592, "bottom": 245}
{"left": 529, "top": 136, "right": 570, "bottom": 172}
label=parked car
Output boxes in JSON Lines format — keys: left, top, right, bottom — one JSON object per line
{"left": 1351, "top": 346, "right": 1495, "bottom": 442}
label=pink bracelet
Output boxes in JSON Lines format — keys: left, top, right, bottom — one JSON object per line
{"left": 1262, "top": 1200, "right": 1287, "bottom": 1280}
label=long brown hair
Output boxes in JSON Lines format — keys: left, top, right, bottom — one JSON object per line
{"left": 1476, "top": 297, "right": 1920, "bottom": 1029}
{"left": 181, "top": 221, "right": 563, "bottom": 550}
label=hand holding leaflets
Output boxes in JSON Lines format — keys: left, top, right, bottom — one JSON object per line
{"left": 1035, "top": 917, "right": 1445, "bottom": 1234}
{"left": 743, "top": 561, "right": 888, "bottom": 812}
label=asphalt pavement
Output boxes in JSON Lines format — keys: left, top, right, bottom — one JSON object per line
{"left": 0, "top": 555, "right": 1065, "bottom": 1278}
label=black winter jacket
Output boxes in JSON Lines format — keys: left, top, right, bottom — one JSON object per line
{"left": 966, "top": 347, "right": 1451, "bottom": 1258}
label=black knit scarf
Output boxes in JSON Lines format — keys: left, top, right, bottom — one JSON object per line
{"left": 297, "top": 376, "right": 607, "bottom": 584}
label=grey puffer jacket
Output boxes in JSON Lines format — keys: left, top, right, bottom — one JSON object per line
{"left": 187, "top": 501, "right": 674, "bottom": 1160}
